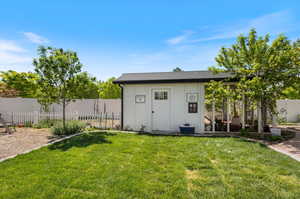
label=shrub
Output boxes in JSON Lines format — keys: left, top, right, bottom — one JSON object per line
{"left": 240, "top": 128, "right": 249, "bottom": 136}
{"left": 51, "top": 120, "right": 86, "bottom": 136}
{"left": 267, "top": 135, "right": 283, "bottom": 142}
{"left": 24, "top": 121, "right": 33, "bottom": 128}
{"left": 33, "top": 119, "right": 61, "bottom": 128}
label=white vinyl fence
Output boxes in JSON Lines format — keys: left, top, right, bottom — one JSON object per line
{"left": 0, "top": 112, "right": 121, "bottom": 129}
{"left": 0, "top": 97, "right": 121, "bottom": 129}
{"left": 277, "top": 100, "right": 300, "bottom": 123}
{"left": 0, "top": 98, "right": 121, "bottom": 113}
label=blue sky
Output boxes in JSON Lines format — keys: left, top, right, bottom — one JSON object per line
{"left": 1, "top": 0, "right": 300, "bottom": 80}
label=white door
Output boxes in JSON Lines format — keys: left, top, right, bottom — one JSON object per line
{"left": 152, "top": 89, "right": 171, "bottom": 131}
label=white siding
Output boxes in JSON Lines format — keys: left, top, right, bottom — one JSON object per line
{"left": 123, "top": 83, "right": 205, "bottom": 133}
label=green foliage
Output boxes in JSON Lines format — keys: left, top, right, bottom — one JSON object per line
{"left": 51, "top": 120, "right": 86, "bottom": 136}
{"left": 208, "top": 29, "right": 300, "bottom": 129}
{"left": 98, "top": 77, "right": 121, "bottom": 99}
{"left": 0, "top": 81, "right": 19, "bottom": 97}
{"left": 282, "top": 86, "right": 300, "bottom": 99}
{"left": 33, "top": 46, "right": 86, "bottom": 126}
{"left": 24, "top": 121, "right": 33, "bottom": 128}
{"left": 205, "top": 81, "right": 229, "bottom": 106}
{"left": 0, "top": 70, "right": 39, "bottom": 98}
{"left": 277, "top": 116, "right": 287, "bottom": 124}
{"left": 33, "top": 46, "right": 83, "bottom": 104}
{"left": 33, "top": 119, "right": 61, "bottom": 128}
{"left": 240, "top": 128, "right": 249, "bottom": 136}
{"left": 173, "top": 67, "right": 183, "bottom": 72}
{"left": 267, "top": 135, "right": 284, "bottom": 142}
{"left": 73, "top": 72, "right": 99, "bottom": 99}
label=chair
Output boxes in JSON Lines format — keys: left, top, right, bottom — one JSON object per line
{"left": 230, "top": 117, "right": 241, "bottom": 131}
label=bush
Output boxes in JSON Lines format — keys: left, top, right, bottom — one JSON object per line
{"left": 51, "top": 120, "right": 86, "bottom": 136}
{"left": 33, "top": 119, "right": 61, "bottom": 128}
{"left": 267, "top": 135, "right": 283, "bottom": 142}
{"left": 240, "top": 128, "right": 249, "bottom": 136}
{"left": 24, "top": 121, "right": 33, "bottom": 128}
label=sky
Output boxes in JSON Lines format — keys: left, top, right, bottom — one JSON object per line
{"left": 1, "top": 0, "right": 300, "bottom": 80}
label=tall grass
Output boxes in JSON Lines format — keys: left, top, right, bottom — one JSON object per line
{"left": 51, "top": 120, "right": 86, "bottom": 136}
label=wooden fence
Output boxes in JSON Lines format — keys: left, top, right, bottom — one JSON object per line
{"left": 0, "top": 112, "right": 121, "bottom": 129}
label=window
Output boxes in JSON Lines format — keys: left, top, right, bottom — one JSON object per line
{"left": 154, "top": 91, "right": 168, "bottom": 100}
{"left": 188, "top": 102, "right": 198, "bottom": 113}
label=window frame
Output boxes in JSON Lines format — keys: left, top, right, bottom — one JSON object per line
{"left": 188, "top": 102, "right": 198, "bottom": 113}
{"left": 154, "top": 91, "right": 168, "bottom": 100}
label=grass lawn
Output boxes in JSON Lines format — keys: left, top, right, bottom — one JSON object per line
{"left": 0, "top": 131, "right": 300, "bottom": 199}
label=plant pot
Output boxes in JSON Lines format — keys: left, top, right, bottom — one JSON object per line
{"left": 270, "top": 128, "right": 281, "bottom": 136}
{"left": 179, "top": 125, "right": 195, "bottom": 134}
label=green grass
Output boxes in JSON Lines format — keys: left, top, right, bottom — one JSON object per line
{"left": 0, "top": 131, "right": 300, "bottom": 199}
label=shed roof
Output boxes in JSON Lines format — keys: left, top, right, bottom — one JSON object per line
{"left": 113, "top": 70, "right": 233, "bottom": 84}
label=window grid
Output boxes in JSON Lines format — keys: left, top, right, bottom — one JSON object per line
{"left": 154, "top": 91, "right": 168, "bottom": 100}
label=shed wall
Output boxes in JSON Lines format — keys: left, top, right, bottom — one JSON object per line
{"left": 123, "top": 83, "right": 205, "bottom": 132}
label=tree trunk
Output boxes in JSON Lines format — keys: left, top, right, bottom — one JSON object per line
{"left": 63, "top": 98, "right": 66, "bottom": 130}
{"left": 261, "top": 98, "right": 268, "bottom": 128}
{"left": 257, "top": 99, "right": 262, "bottom": 134}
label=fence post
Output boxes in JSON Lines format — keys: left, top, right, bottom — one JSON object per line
{"left": 11, "top": 112, "right": 14, "bottom": 125}
{"left": 33, "top": 111, "right": 39, "bottom": 124}
{"left": 75, "top": 111, "right": 79, "bottom": 120}
{"left": 112, "top": 112, "right": 114, "bottom": 129}
{"left": 105, "top": 112, "right": 107, "bottom": 129}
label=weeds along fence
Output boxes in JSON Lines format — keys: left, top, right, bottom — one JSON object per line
{"left": 0, "top": 112, "right": 121, "bottom": 130}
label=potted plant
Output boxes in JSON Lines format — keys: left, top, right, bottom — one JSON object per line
{"left": 179, "top": 123, "right": 195, "bottom": 134}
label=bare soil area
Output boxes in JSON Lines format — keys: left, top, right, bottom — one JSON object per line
{"left": 0, "top": 128, "right": 56, "bottom": 160}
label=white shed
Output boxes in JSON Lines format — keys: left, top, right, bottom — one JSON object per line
{"left": 114, "top": 71, "right": 232, "bottom": 133}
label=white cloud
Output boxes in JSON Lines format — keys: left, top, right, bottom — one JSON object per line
{"left": 0, "top": 40, "right": 32, "bottom": 71}
{"left": 23, "top": 32, "right": 49, "bottom": 44}
{"left": 166, "top": 31, "right": 194, "bottom": 45}
{"left": 0, "top": 51, "right": 31, "bottom": 66}
{"left": 168, "top": 10, "right": 296, "bottom": 44}
{"left": 0, "top": 40, "right": 26, "bottom": 52}
{"left": 192, "top": 10, "right": 294, "bottom": 42}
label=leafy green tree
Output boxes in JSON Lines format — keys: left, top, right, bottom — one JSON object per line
{"left": 0, "top": 70, "right": 39, "bottom": 98}
{"left": 209, "top": 29, "right": 299, "bottom": 132}
{"left": 0, "top": 81, "right": 19, "bottom": 97}
{"left": 73, "top": 72, "right": 99, "bottom": 99}
{"left": 173, "top": 67, "right": 183, "bottom": 72}
{"left": 33, "top": 46, "right": 86, "bottom": 129}
{"left": 99, "top": 77, "right": 121, "bottom": 99}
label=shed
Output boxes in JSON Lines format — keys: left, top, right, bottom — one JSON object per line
{"left": 114, "top": 70, "right": 233, "bottom": 133}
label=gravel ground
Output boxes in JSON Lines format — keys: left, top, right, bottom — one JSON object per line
{"left": 0, "top": 128, "right": 56, "bottom": 160}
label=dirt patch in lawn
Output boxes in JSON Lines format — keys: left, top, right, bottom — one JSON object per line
{"left": 186, "top": 169, "right": 200, "bottom": 192}
{"left": 0, "top": 128, "right": 56, "bottom": 160}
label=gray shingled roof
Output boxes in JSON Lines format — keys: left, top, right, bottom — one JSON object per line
{"left": 114, "top": 70, "right": 233, "bottom": 84}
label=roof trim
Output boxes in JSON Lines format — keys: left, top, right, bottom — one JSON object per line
{"left": 114, "top": 77, "right": 235, "bottom": 84}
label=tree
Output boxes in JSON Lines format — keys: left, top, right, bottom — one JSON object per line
{"left": 0, "top": 70, "right": 39, "bottom": 98}
{"left": 209, "top": 29, "right": 299, "bottom": 132}
{"left": 98, "top": 77, "right": 121, "bottom": 99}
{"left": 73, "top": 72, "right": 99, "bottom": 99}
{"left": 0, "top": 82, "right": 19, "bottom": 97}
{"left": 173, "top": 67, "right": 183, "bottom": 72}
{"left": 33, "top": 46, "right": 86, "bottom": 129}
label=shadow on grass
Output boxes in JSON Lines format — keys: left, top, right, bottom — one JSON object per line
{"left": 136, "top": 132, "right": 237, "bottom": 139}
{"left": 236, "top": 138, "right": 267, "bottom": 148}
{"left": 48, "top": 131, "right": 115, "bottom": 151}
